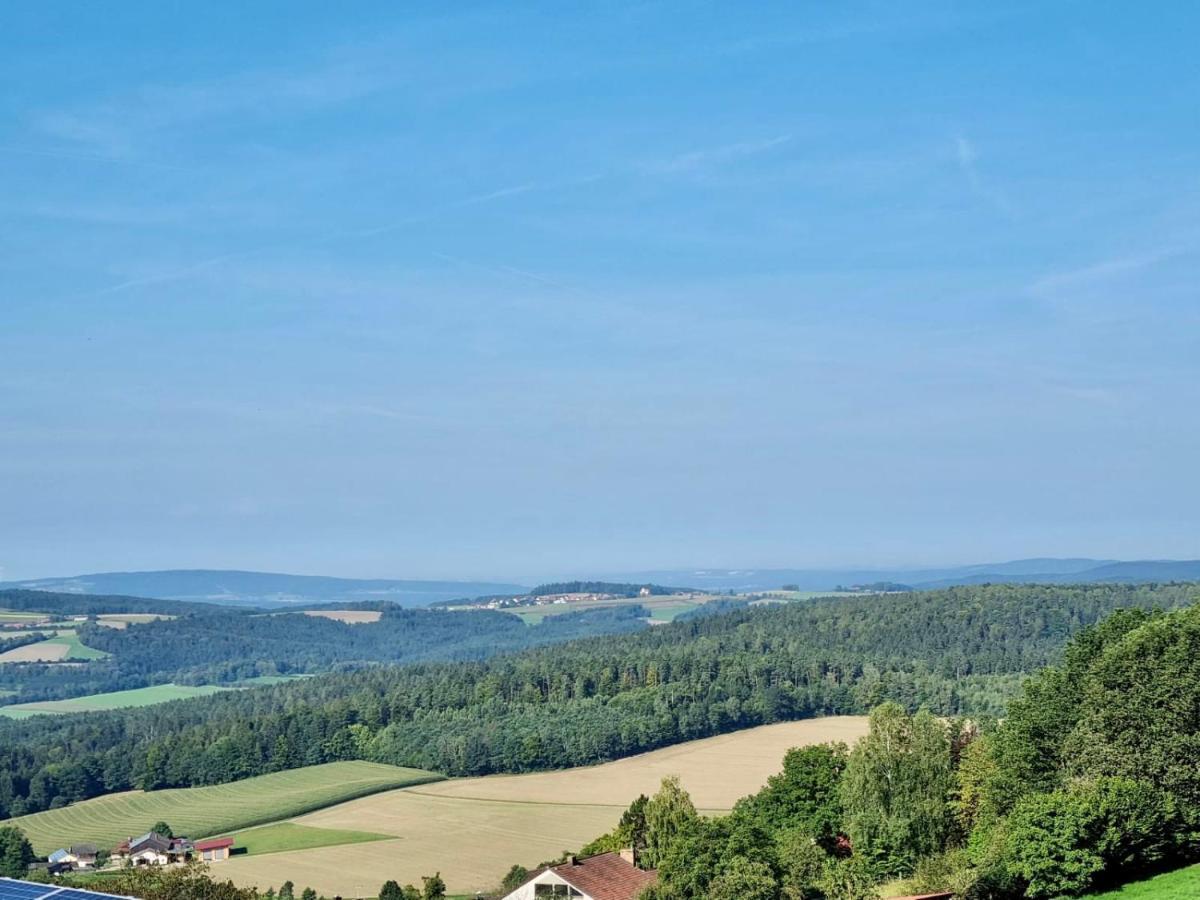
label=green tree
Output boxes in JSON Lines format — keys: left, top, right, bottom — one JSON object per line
{"left": 300, "top": 888, "right": 317, "bottom": 900}
{"left": 1004, "top": 777, "right": 1180, "bottom": 898}
{"left": 150, "top": 820, "right": 173, "bottom": 838}
{"left": 643, "top": 776, "right": 698, "bottom": 868}
{"left": 278, "top": 880, "right": 295, "bottom": 900}
{"left": 1068, "top": 605, "right": 1200, "bottom": 819}
{"left": 839, "top": 704, "right": 953, "bottom": 876}
{"left": 707, "top": 855, "right": 777, "bottom": 900}
{"left": 580, "top": 794, "right": 649, "bottom": 859}
{"left": 777, "top": 830, "right": 830, "bottom": 900}
{"left": 0, "top": 825, "right": 35, "bottom": 878}
{"left": 420, "top": 872, "right": 445, "bottom": 900}
{"left": 500, "top": 865, "right": 528, "bottom": 892}
{"left": 819, "top": 856, "right": 880, "bottom": 900}
{"left": 736, "top": 743, "right": 847, "bottom": 846}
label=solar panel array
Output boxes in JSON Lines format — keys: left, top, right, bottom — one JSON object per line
{"left": 0, "top": 879, "right": 131, "bottom": 900}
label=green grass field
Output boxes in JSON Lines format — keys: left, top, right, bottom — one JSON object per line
{"left": 0, "top": 683, "right": 230, "bottom": 718}
{"left": 222, "top": 822, "right": 393, "bottom": 856}
{"left": 1082, "top": 864, "right": 1200, "bottom": 900}
{"left": 509, "top": 594, "right": 714, "bottom": 626}
{"left": 6, "top": 761, "right": 444, "bottom": 854}
{"left": 51, "top": 629, "right": 110, "bottom": 660}
{"left": 0, "top": 610, "right": 50, "bottom": 623}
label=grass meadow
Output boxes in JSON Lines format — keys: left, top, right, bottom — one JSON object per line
{"left": 1081, "top": 865, "right": 1200, "bottom": 900}
{"left": 221, "top": 822, "right": 393, "bottom": 855}
{"left": 7, "top": 761, "right": 443, "bottom": 854}
{"left": 0, "top": 683, "right": 230, "bottom": 718}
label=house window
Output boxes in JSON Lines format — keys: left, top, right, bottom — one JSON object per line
{"left": 533, "top": 885, "right": 582, "bottom": 897}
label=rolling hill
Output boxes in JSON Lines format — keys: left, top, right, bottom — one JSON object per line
{"left": 0, "top": 569, "right": 530, "bottom": 609}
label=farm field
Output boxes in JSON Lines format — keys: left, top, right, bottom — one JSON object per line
{"left": 0, "top": 628, "right": 109, "bottom": 663}
{"left": 219, "top": 715, "right": 870, "bottom": 896}
{"left": 221, "top": 822, "right": 393, "bottom": 855}
{"left": 302, "top": 609, "right": 383, "bottom": 623}
{"left": 0, "top": 683, "right": 229, "bottom": 718}
{"left": 0, "top": 610, "right": 50, "bottom": 624}
{"left": 0, "top": 639, "right": 68, "bottom": 662}
{"left": 509, "top": 593, "right": 717, "bottom": 626}
{"left": 95, "top": 613, "right": 173, "bottom": 629}
{"left": 6, "top": 761, "right": 442, "bottom": 854}
{"left": 1081, "top": 864, "right": 1200, "bottom": 900}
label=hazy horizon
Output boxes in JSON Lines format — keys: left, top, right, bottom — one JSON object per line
{"left": 4, "top": 3, "right": 1197, "bottom": 581}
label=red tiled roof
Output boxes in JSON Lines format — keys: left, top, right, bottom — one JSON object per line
{"left": 548, "top": 852, "right": 658, "bottom": 900}
{"left": 193, "top": 838, "right": 235, "bottom": 852}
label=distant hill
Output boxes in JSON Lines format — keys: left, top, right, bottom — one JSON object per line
{"left": 0, "top": 570, "right": 531, "bottom": 609}
{"left": 598, "top": 559, "right": 1200, "bottom": 592}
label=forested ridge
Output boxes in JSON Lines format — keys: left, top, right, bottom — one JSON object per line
{"left": 0, "top": 582, "right": 1194, "bottom": 822}
{"left": 573, "top": 602, "right": 1200, "bottom": 899}
{"left": 0, "top": 589, "right": 223, "bottom": 616}
{"left": 0, "top": 602, "right": 649, "bottom": 703}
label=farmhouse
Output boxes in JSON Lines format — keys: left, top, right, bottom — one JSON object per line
{"left": 113, "top": 832, "right": 193, "bottom": 866}
{"left": 500, "top": 850, "right": 657, "bottom": 900}
{"left": 46, "top": 843, "right": 98, "bottom": 871}
{"left": 194, "top": 837, "right": 235, "bottom": 862}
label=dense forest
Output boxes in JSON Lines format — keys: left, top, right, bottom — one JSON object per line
{"left": 0, "top": 602, "right": 649, "bottom": 703}
{"left": 0, "top": 582, "right": 1193, "bottom": 819}
{"left": 0, "top": 589, "right": 222, "bottom": 616}
{"left": 550, "top": 602, "right": 1200, "bottom": 899}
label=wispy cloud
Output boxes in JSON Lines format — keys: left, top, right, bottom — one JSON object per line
{"left": 1029, "top": 248, "right": 1182, "bottom": 299}
{"left": 954, "top": 134, "right": 1015, "bottom": 218}
{"left": 643, "top": 135, "right": 793, "bottom": 175}
{"left": 65, "top": 176, "right": 593, "bottom": 301}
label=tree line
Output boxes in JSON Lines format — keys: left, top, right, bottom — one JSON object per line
{"left": 0, "top": 602, "right": 650, "bottom": 703}
{"left": 0, "top": 583, "right": 1194, "bottom": 820}
{"left": 543, "top": 600, "right": 1200, "bottom": 899}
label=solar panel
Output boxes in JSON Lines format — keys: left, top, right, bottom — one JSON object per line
{"left": 0, "top": 880, "right": 130, "bottom": 900}
{"left": 0, "top": 879, "right": 59, "bottom": 900}
{"left": 55, "top": 890, "right": 121, "bottom": 900}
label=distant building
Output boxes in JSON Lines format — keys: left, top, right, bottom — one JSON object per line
{"left": 193, "top": 837, "right": 235, "bottom": 862}
{"left": 46, "top": 844, "right": 98, "bottom": 872}
{"left": 113, "top": 832, "right": 193, "bottom": 866}
{"left": 500, "top": 850, "right": 657, "bottom": 900}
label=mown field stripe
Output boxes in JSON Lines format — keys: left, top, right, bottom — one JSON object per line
{"left": 6, "top": 761, "right": 444, "bottom": 854}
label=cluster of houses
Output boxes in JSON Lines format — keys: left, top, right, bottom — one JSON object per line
{"left": 42, "top": 832, "right": 234, "bottom": 874}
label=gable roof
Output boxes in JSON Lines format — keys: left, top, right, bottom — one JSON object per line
{"left": 545, "top": 852, "right": 658, "bottom": 900}
{"left": 193, "top": 838, "right": 234, "bottom": 852}
{"left": 69, "top": 844, "right": 98, "bottom": 857}
{"left": 128, "top": 832, "right": 170, "bottom": 853}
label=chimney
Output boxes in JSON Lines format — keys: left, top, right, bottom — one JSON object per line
{"left": 619, "top": 847, "right": 636, "bottom": 866}
{"left": 569, "top": 855, "right": 579, "bottom": 866}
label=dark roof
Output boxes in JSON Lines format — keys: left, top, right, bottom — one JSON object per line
{"left": 128, "top": 832, "right": 170, "bottom": 854}
{"left": 545, "top": 852, "right": 658, "bottom": 900}
{"left": 69, "top": 844, "right": 98, "bottom": 856}
{"left": 193, "top": 838, "right": 234, "bottom": 852}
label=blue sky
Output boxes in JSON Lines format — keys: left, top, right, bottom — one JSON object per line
{"left": 2, "top": 1, "right": 1198, "bottom": 581}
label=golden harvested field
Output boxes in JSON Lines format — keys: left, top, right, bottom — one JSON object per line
{"left": 219, "top": 716, "right": 869, "bottom": 897}
{"left": 302, "top": 609, "right": 383, "bottom": 623}
{"left": 0, "top": 640, "right": 69, "bottom": 662}
{"left": 96, "top": 613, "right": 173, "bottom": 629}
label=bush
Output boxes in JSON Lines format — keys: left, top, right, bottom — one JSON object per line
{"left": 1004, "top": 778, "right": 1180, "bottom": 898}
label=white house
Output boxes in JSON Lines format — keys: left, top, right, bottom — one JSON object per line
{"left": 500, "top": 850, "right": 657, "bottom": 900}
